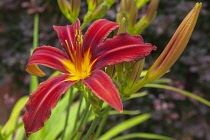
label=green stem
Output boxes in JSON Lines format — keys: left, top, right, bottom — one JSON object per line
{"left": 72, "top": 95, "right": 83, "bottom": 132}
{"left": 81, "top": 21, "right": 88, "bottom": 30}
{"left": 93, "top": 107, "right": 111, "bottom": 140}
{"left": 30, "top": 13, "right": 39, "bottom": 93}
{"left": 84, "top": 107, "right": 111, "bottom": 140}
{"left": 78, "top": 102, "right": 91, "bottom": 129}
{"left": 61, "top": 88, "right": 74, "bottom": 140}
{"left": 71, "top": 101, "right": 91, "bottom": 139}
{"left": 125, "top": 77, "right": 149, "bottom": 96}
{"left": 32, "top": 13, "right": 39, "bottom": 51}
{"left": 83, "top": 116, "right": 101, "bottom": 140}
{"left": 145, "top": 83, "right": 210, "bottom": 107}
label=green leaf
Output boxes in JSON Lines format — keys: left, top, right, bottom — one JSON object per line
{"left": 98, "top": 113, "right": 151, "bottom": 140}
{"left": 136, "top": 0, "right": 149, "bottom": 9}
{"left": 109, "top": 110, "right": 141, "bottom": 115}
{"left": 1, "top": 96, "right": 28, "bottom": 139}
{"left": 30, "top": 75, "right": 38, "bottom": 93}
{"left": 28, "top": 88, "right": 77, "bottom": 140}
{"left": 13, "top": 123, "right": 25, "bottom": 140}
{"left": 145, "top": 83, "right": 210, "bottom": 107}
{"left": 63, "top": 97, "right": 86, "bottom": 139}
{"left": 128, "top": 91, "right": 148, "bottom": 99}
{"left": 49, "top": 71, "right": 61, "bottom": 78}
{"left": 112, "top": 132, "right": 174, "bottom": 140}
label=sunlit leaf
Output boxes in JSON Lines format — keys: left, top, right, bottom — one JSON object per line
{"left": 28, "top": 88, "right": 76, "bottom": 139}
{"left": 112, "top": 132, "right": 174, "bottom": 140}
{"left": 1, "top": 96, "right": 28, "bottom": 139}
{"left": 99, "top": 113, "right": 151, "bottom": 140}
{"left": 145, "top": 83, "right": 210, "bottom": 107}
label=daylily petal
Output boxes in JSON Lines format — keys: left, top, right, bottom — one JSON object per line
{"left": 83, "top": 19, "right": 119, "bottom": 52}
{"left": 92, "top": 33, "right": 154, "bottom": 69}
{"left": 82, "top": 70, "right": 123, "bottom": 112}
{"left": 53, "top": 19, "right": 81, "bottom": 58}
{"left": 26, "top": 64, "right": 46, "bottom": 77}
{"left": 23, "top": 74, "right": 76, "bottom": 137}
{"left": 26, "top": 46, "right": 69, "bottom": 75}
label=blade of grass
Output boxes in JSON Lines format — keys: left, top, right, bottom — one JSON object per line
{"left": 1, "top": 96, "right": 28, "bottom": 139}
{"left": 145, "top": 83, "right": 210, "bottom": 107}
{"left": 30, "top": 13, "right": 39, "bottom": 93}
{"left": 112, "top": 132, "right": 174, "bottom": 140}
{"left": 99, "top": 113, "right": 151, "bottom": 140}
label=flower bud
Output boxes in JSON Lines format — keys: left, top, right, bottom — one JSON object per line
{"left": 105, "top": 65, "right": 115, "bottom": 78}
{"left": 116, "top": 0, "right": 138, "bottom": 31}
{"left": 124, "top": 58, "right": 145, "bottom": 93}
{"left": 87, "top": 0, "right": 97, "bottom": 12}
{"left": 57, "top": 0, "right": 71, "bottom": 15}
{"left": 133, "top": 0, "right": 159, "bottom": 34}
{"left": 117, "top": 17, "right": 127, "bottom": 34}
{"left": 126, "top": 2, "right": 202, "bottom": 95}
{"left": 57, "top": 0, "right": 80, "bottom": 23}
{"left": 145, "top": 2, "right": 202, "bottom": 82}
{"left": 91, "top": 3, "right": 108, "bottom": 19}
{"left": 136, "top": 0, "right": 150, "bottom": 9}
{"left": 70, "top": 0, "right": 81, "bottom": 21}
{"left": 82, "top": 0, "right": 114, "bottom": 29}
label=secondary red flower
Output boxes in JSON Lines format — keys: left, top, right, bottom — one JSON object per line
{"left": 23, "top": 19, "right": 154, "bottom": 136}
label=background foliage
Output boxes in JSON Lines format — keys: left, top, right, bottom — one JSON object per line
{"left": 0, "top": 0, "right": 210, "bottom": 139}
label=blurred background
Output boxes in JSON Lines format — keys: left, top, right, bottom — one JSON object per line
{"left": 0, "top": 0, "right": 210, "bottom": 139}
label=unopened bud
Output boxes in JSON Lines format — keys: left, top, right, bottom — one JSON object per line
{"left": 57, "top": 0, "right": 80, "bottom": 23}
{"left": 133, "top": 0, "right": 159, "bottom": 34}
{"left": 91, "top": 3, "right": 108, "bottom": 19}
{"left": 123, "top": 58, "right": 145, "bottom": 96}
{"left": 117, "top": 17, "right": 127, "bottom": 34}
{"left": 127, "top": 2, "right": 202, "bottom": 95}
{"left": 145, "top": 2, "right": 202, "bottom": 82}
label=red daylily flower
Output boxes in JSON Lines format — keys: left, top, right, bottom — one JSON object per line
{"left": 23, "top": 19, "right": 154, "bottom": 136}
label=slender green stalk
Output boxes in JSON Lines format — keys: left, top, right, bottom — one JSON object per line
{"left": 30, "top": 13, "right": 39, "bottom": 93}
{"left": 61, "top": 88, "right": 74, "bottom": 140}
{"left": 77, "top": 102, "right": 91, "bottom": 130}
{"left": 72, "top": 95, "right": 83, "bottom": 132}
{"left": 145, "top": 83, "right": 210, "bottom": 107}
{"left": 32, "top": 13, "right": 39, "bottom": 51}
{"left": 71, "top": 101, "right": 91, "bottom": 139}
{"left": 93, "top": 107, "right": 111, "bottom": 140}
{"left": 83, "top": 116, "right": 101, "bottom": 140}
{"left": 125, "top": 77, "right": 148, "bottom": 96}
{"left": 75, "top": 104, "right": 92, "bottom": 139}
{"left": 81, "top": 22, "right": 87, "bottom": 30}
{"left": 84, "top": 107, "right": 111, "bottom": 140}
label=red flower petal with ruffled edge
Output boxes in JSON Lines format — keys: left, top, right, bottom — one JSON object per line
{"left": 22, "top": 74, "right": 76, "bottom": 137}
{"left": 53, "top": 19, "right": 81, "bottom": 58}
{"left": 26, "top": 46, "right": 70, "bottom": 75}
{"left": 92, "top": 33, "right": 155, "bottom": 69}
{"left": 83, "top": 19, "right": 119, "bottom": 52}
{"left": 82, "top": 70, "right": 122, "bottom": 112}
{"left": 23, "top": 19, "right": 156, "bottom": 137}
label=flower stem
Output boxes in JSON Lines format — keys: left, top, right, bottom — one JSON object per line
{"left": 72, "top": 95, "right": 83, "bottom": 132}
{"left": 30, "top": 13, "right": 39, "bottom": 93}
{"left": 125, "top": 77, "right": 149, "bottom": 96}
{"left": 83, "top": 116, "right": 101, "bottom": 140}
{"left": 81, "top": 21, "right": 88, "bottom": 30}
{"left": 61, "top": 88, "right": 74, "bottom": 140}
{"left": 83, "top": 107, "right": 111, "bottom": 140}
{"left": 32, "top": 13, "right": 39, "bottom": 51}
{"left": 93, "top": 107, "right": 111, "bottom": 140}
{"left": 71, "top": 101, "right": 91, "bottom": 139}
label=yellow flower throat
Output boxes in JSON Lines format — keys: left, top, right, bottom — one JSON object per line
{"left": 61, "top": 30, "right": 93, "bottom": 81}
